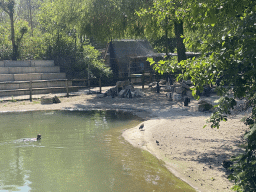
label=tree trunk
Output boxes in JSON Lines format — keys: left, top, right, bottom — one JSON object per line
{"left": 165, "top": 16, "right": 168, "bottom": 57}
{"left": 28, "top": 0, "right": 33, "bottom": 36}
{"left": 10, "top": 10, "right": 18, "bottom": 60}
{"left": 174, "top": 20, "right": 186, "bottom": 62}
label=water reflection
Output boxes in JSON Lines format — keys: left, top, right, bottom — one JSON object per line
{"left": 0, "top": 111, "right": 195, "bottom": 192}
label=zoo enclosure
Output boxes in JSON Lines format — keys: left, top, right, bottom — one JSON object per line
{"left": 0, "top": 74, "right": 154, "bottom": 101}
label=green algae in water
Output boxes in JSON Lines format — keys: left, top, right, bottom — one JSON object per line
{"left": 0, "top": 110, "right": 195, "bottom": 192}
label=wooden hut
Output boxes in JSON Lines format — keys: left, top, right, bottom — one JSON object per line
{"left": 104, "top": 40, "right": 164, "bottom": 79}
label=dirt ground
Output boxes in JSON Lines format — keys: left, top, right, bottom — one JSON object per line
{"left": 0, "top": 86, "right": 250, "bottom": 192}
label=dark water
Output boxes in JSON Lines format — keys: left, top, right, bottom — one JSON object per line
{"left": 0, "top": 110, "right": 195, "bottom": 192}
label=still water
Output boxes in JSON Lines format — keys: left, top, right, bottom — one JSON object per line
{"left": 0, "top": 110, "right": 195, "bottom": 192}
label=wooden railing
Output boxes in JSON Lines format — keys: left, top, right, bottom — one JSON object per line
{"left": 0, "top": 79, "right": 90, "bottom": 101}
{"left": 0, "top": 74, "right": 154, "bottom": 101}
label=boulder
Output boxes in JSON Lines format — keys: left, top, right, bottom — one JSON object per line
{"left": 124, "top": 85, "right": 134, "bottom": 91}
{"left": 41, "top": 96, "right": 53, "bottom": 104}
{"left": 173, "top": 93, "right": 182, "bottom": 101}
{"left": 41, "top": 95, "right": 61, "bottom": 104}
{"left": 118, "top": 90, "right": 126, "bottom": 98}
{"left": 53, "top": 96, "right": 61, "bottom": 103}
{"left": 175, "top": 87, "right": 185, "bottom": 94}
{"left": 159, "top": 79, "right": 166, "bottom": 85}
{"left": 148, "top": 82, "right": 157, "bottom": 88}
{"left": 134, "top": 89, "right": 145, "bottom": 97}
{"left": 198, "top": 100, "right": 213, "bottom": 112}
{"left": 164, "top": 85, "right": 173, "bottom": 92}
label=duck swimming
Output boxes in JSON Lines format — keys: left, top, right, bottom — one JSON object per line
{"left": 23, "top": 134, "right": 41, "bottom": 142}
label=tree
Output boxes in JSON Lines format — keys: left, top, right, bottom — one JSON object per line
{"left": 0, "top": 0, "right": 30, "bottom": 60}
{"left": 139, "top": 0, "right": 190, "bottom": 62}
{"left": 36, "top": 0, "right": 112, "bottom": 79}
{"left": 0, "top": 0, "right": 17, "bottom": 60}
{"left": 148, "top": 0, "right": 256, "bottom": 191}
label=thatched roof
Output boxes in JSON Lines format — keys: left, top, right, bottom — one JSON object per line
{"left": 111, "top": 40, "right": 164, "bottom": 63}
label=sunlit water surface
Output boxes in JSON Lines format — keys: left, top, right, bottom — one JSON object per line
{"left": 0, "top": 110, "right": 195, "bottom": 192}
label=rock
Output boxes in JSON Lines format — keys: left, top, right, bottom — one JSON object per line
{"left": 109, "top": 88, "right": 117, "bottom": 97}
{"left": 124, "top": 85, "right": 134, "bottom": 91}
{"left": 148, "top": 82, "right": 157, "bottom": 88}
{"left": 53, "top": 96, "right": 61, "bottom": 103}
{"left": 159, "top": 79, "right": 166, "bottom": 85}
{"left": 135, "top": 89, "right": 145, "bottom": 97}
{"left": 164, "top": 85, "right": 172, "bottom": 92}
{"left": 173, "top": 82, "right": 181, "bottom": 87}
{"left": 175, "top": 87, "right": 185, "bottom": 94}
{"left": 41, "top": 95, "right": 61, "bottom": 104}
{"left": 198, "top": 100, "right": 213, "bottom": 112}
{"left": 105, "top": 86, "right": 144, "bottom": 99}
{"left": 173, "top": 93, "right": 183, "bottom": 101}
{"left": 41, "top": 96, "right": 53, "bottom": 104}
{"left": 118, "top": 89, "right": 126, "bottom": 98}
{"left": 181, "top": 82, "right": 190, "bottom": 89}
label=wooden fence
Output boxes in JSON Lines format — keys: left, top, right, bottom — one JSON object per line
{"left": 0, "top": 74, "right": 154, "bottom": 101}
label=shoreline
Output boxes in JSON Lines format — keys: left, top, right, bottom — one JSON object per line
{"left": 122, "top": 110, "right": 248, "bottom": 192}
{"left": 0, "top": 88, "right": 249, "bottom": 192}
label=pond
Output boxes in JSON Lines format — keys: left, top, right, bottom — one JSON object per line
{"left": 0, "top": 110, "right": 195, "bottom": 192}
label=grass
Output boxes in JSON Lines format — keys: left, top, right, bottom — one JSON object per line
{"left": 10, "top": 96, "right": 17, "bottom": 102}
{"left": 32, "top": 100, "right": 40, "bottom": 104}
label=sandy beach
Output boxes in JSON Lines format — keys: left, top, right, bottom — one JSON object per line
{"left": 0, "top": 87, "right": 249, "bottom": 192}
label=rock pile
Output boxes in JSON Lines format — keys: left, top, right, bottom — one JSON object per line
{"left": 102, "top": 80, "right": 145, "bottom": 98}
{"left": 163, "top": 80, "right": 193, "bottom": 101}
{"left": 149, "top": 80, "right": 166, "bottom": 92}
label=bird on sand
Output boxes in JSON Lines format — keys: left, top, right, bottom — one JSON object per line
{"left": 139, "top": 123, "right": 144, "bottom": 130}
{"left": 156, "top": 140, "right": 159, "bottom": 145}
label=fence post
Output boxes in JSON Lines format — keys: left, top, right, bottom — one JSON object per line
{"left": 29, "top": 81, "right": 32, "bottom": 102}
{"left": 99, "top": 76, "right": 102, "bottom": 93}
{"left": 66, "top": 79, "right": 69, "bottom": 98}
{"left": 142, "top": 71, "right": 145, "bottom": 90}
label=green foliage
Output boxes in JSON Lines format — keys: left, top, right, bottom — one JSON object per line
{"left": 207, "top": 97, "right": 237, "bottom": 128}
{"left": 0, "top": 0, "right": 111, "bottom": 80}
{"left": 0, "top": 22, "right": 12, "bottom": 59}
{"left": 145, "top": 0, "right": 256, "bottom": 191}
{"left": 228, "top": 122, "right": 256, "bottom": 191}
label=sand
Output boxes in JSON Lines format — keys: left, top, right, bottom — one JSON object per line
{"left": 0, "top": 87, "right": 250, "bottom": 192}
